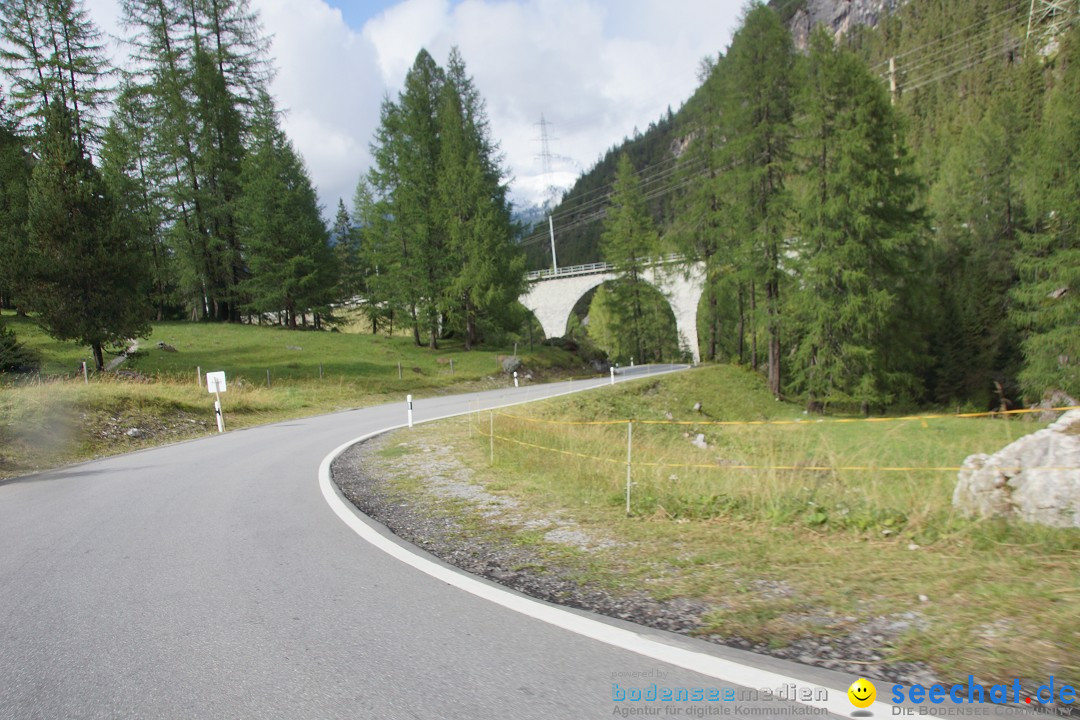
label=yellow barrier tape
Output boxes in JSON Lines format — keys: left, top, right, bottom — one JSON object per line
{"left": 495, "top": 405, "right": 1080, "bottom": 428}
{"left": 476, "top": 428, "right": 1080, "bottom": 473}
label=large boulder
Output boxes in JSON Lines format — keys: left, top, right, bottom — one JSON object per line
{"left": 953, "top": 410, "right": 1080, "bottom": 528}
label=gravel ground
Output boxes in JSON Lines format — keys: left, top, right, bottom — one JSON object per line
{"left": 332, "top": 431, "right": 939, "bottom": 687}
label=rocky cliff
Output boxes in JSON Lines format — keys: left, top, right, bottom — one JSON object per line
{"left": 776, "top": 0, "right": 907, "bottom": 49}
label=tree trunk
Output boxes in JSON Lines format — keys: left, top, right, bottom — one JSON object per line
{"left": 767, "top": 275, "right": 780, "bottom": 397}
{"left": 707, "top": 285, "right": 718, "bottom": 361}
{"left": 750, "top": 279, "right": 758, "bottom": 371}
{"left": 92, "top": 341, "right": 104, "bottom": 372}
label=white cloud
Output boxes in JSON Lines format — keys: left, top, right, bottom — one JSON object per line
{"left": 79, "top": 0, "right": 742, "bottom": 214}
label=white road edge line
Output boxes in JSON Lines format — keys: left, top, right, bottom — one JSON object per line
{"left": 318, "top": 367, "right": 882, "bottom": 718}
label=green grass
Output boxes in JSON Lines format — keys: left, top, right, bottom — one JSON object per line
{"left": 372, "top": 364, "right": 1080, "bottom": 686}
{"left": 0, "top": 310, "right": 589, "bottom": 478}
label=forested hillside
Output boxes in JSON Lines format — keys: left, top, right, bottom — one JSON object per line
{"left": 523, "top": 0, "right": 1078, "bottom": 411}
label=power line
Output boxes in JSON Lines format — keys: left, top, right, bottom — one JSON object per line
{"left": 885, "top": 22, "right": 1015, "bottom": 80}
{"left": 870, "top": 2, "right": 1025, "bottom": 71}
{"left": 518, "top": 162, "right": 714, "bottom": 250}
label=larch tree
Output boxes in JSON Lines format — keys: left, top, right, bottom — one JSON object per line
{"left": 718, "top": 2, "right": 796, "bottom": 396}
{"left": 789, "top": 28, "right": 924, "bottom": 413}
{"left": 437, "top": 48, "right": 523, "bottom": 350}
{"left": 236, "top": 95, "right": 334, "bottom": 329}
{"left": 599, "top": 153, "right": 662, "bottom": 363}
{"left": 1012, "top": 26, "right": 1080, "bottom": 400}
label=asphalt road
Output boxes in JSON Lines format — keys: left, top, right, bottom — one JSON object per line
{"left": 0, "top": 366, "right": 887, "bottom": 719}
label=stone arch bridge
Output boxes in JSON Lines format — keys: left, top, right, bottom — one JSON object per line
{"left": 520, "top": 255, "right": 706, "bottom": 363}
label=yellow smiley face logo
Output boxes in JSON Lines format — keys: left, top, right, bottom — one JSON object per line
{"left": 848, "top": 678, "right": 876, "bottom": 708}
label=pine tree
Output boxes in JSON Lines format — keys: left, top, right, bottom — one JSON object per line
{"left": 331, "top": 198, "right": 364, "bottom": 310}
{"left": 437, "top": 48, "right": 523, "bottom": 349}
{"left": 366, "top": 50, "right": 446, "bottom": 347}
{"left": 0, "top": 101, "right": 32, "bottom": 311}
{"left": 788, "top": 28, "right": 924, "bottom": 412}
{"left": 599, "top": 153, "right": 662, "bottom": 363}
{"left": 1012, "top": 27, "right": 1080, "bottom": 400}
{"left": 0, "top": 316, "right": 38, "bottom": 372}
{"left": 101, "top": 81, "right": 177, "bottom": 321}
{"left": 236, "top": 95, "right": 334, "bottom": 329}
{"left": 928, "top": 87, "right": 1029, "bottom": 406}
{"left": 351, "top": 177, "right": 395, "bottom": 335}
{"left": 670, "top": 53, "right": 740, "bottom": 361}
{"left": 24, "top": 106, "right": 150, "bottom": 370}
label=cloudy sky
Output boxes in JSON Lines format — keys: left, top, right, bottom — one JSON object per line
{"left": 85, "top": 0, "right": 744, "bottom": 215}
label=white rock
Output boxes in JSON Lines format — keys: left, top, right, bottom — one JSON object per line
{"left": 691, "top": 433, "right": 708, "bottom": 450}
{"left": 953, "top": 409, "right": 1080, "bottom": 528}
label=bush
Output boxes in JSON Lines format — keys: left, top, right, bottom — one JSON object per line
{"left": 0, "top": 321, "right": 39, "bottom": 373}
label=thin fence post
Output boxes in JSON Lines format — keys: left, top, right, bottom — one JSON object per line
{"left": 82, "top": 361, "right": 89, "bottom": 385}
{"left": 266, "top": 369, "right": 271, "bottom": 388}
{"left": 197, "top": 366, "right": 202, "bottom": 387}
{"left": 450, "top": 358, "right": 454, "bottom": 375}
{"left": 489, "top": 411, "right": 494, "bottom": 465}
{"left": 397, "top": 361, "right": 402, "bottom": 380}
{"left": 626, "top": 421, "right": 633, "bottom": 517}
{"left": 319, "top": 363, "right": 323, "bottom": 379}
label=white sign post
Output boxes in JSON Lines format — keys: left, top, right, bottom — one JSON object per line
{"left": 206, "top": 371, "right": 227, "bottom": 433}
{"left": 406, "top": 394, "right": 414, "bottom": 428}
{"left": 513, "top": 371, "right": 519, "bottom": 388}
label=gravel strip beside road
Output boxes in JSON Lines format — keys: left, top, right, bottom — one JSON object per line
{"left": 331, "top": 431, "right": 941, "bottom": 688}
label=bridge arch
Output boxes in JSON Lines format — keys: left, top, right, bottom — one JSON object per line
{"left": 520, "top": 261, "right": 706, "bottom": 363}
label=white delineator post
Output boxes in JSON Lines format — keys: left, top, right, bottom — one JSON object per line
{"left": 513, "top": 371, "right": 519, "bottom": 388}
{"left": 610, "top": 367, "right": 615, "bottom": 385}
{"left": 625, "top": 421, "right": 633, "bottom": 517}
{"left": 82, "top": 361, "right": 89, "bottom": 384}
{"left": 407, "top": 394, "right": 414, "bottom": 428}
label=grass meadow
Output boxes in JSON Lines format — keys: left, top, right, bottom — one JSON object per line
{"left": 0, "top": 310, "right": 581, "bottom": 478}
{"left": 385, "top": 364, "right": 1080, "bottom": 685}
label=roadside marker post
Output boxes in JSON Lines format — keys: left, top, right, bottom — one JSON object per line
{"left": 82, "top": 361, "right": 89, "bottom": 385}
{"left": 626, "top": 421, "right": 633, "bottom": 517}
{"left": 513, "top": 371, "right": 519, "bottom": 388}
{"left": 197, "top": 366, "right": 202, "bottom": 388}
{"left": 205, "top": 371, "right": 227, "bottom": 433}
{"left": 610, "top": 367, "right": 615, "bottom": 385}
{"left": 407, "top": 394, "right": 414, "bottom": 428}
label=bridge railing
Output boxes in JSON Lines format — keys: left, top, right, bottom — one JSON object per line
{"left": 525, "top": 253, "right": 687, "bottom": 282}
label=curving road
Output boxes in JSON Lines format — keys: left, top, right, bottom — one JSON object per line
{"left": 2, "top": 366, "right": 871, "bottom": 719}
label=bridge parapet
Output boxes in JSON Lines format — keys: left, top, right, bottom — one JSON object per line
{"left": 525, "top": 253, "right": 686, "bottom": 282}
